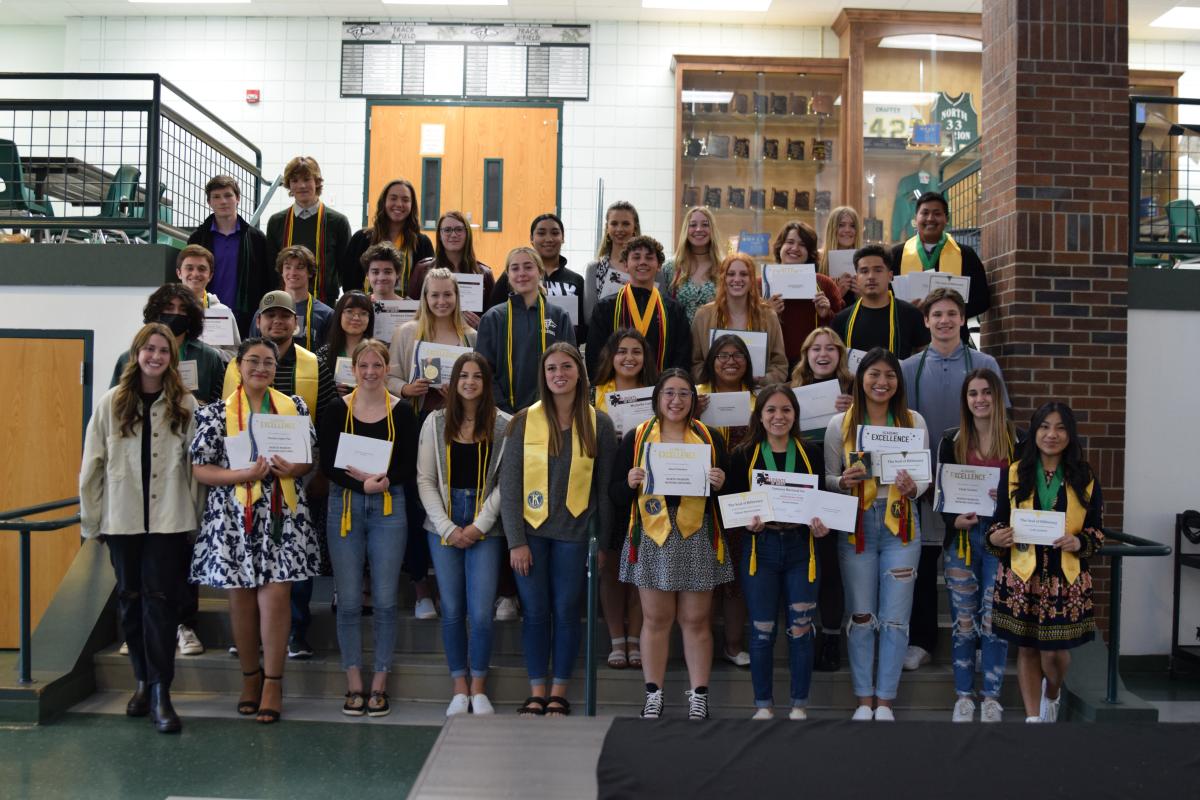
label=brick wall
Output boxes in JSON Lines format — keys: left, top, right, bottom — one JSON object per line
{"left": 980, "top": 0, "right": 1129, "bottom": 633}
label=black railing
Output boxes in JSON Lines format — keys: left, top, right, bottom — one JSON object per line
{"left": 940, "top": 137, "right": 981, "bottom": 249}
{"left": 0, "top": 497, "right": 81, "bottom": 685}
{"left": 1098, "top": 527, "right": 1172, "bottom": 704}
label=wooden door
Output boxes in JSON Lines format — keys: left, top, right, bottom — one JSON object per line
{"left": 367, "top": 103, "right": 560, "bottom": 278}
{"left": 0, "top": 336, "right": 86, "bottom": 647}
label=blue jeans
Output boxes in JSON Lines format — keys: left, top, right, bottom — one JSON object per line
{"left": 944, "top": 521, "right": 1009, "bottom": 698}
{"left": 838, "top": 498, "right": 922, "bottom": 700}
{"left": 426, "top": 488, "right": 502, "bottom": 679}
{"left": 739, "top": 528, "right": 820, "bottom": 707}
{"left": 513, "top": 535, "right": 588, "bottom": 685}
{"left": 325, "top": 487, "right": 407, "bottom": 673}
{"left": 290, "top": 494, "right": 326, "bottom": 639}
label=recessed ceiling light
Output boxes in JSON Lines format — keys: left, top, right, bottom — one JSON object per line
{"left": 383, "top": 0, "right": 507, "bottom": 5}
{"left": 878, "top": 34, "right": 982, "bottom": 53}
{"left": 681, "top": 90, "right": 735, "bottom": 104}
{"left": 1150, "top": 6, "right": 1200, "bottom": 28}
{"left": 644, "top": 0, "right": 771, "bottom": 11}
{"left": 128, "top": 0, "right": 251, "bottom": 4}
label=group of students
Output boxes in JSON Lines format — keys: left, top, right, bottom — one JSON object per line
{"left": 79, "top": 157, "right": 1104, "bottom": 732}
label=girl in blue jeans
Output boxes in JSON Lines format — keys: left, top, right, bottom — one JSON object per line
{"left": 724, "top": 385, "right": 829, "bottom": 720}
{"left": 417, "top": 353, "right": 510, "bottom": 716}
{"left": 318, "top": 340, "right": 418, "bottom": 718}
{"left": 824, "top": 348, "right": 929, "bottom": 721}
{"left": 936, "top": 368, "right": 1023, "bottom": 723}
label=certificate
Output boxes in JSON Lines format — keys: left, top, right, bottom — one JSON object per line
{"left": 792, "top": 380, "right": 841, "bottom": 432}
{"left": 936, "top": 464, "right": 1001, "bottom": 516}
{"left": 751, "top": 469, "right": 818, "bottom": 524}
{"left": 857, "top": 424, "right": 924, "bottom": 453}
{"left": 334, "top": 432, "right": 393, "bottom": 474}
{"left": 412, "top": 341, "right": 474, "bottom": 386}
{"left": 178, "top": 359, "right": 199, "bottom": 392}
{"left": 453, "top": 273, "right": 484, "bottom": 312}
{"left": 201, "top": 307, "right": 237, "bottom": 347}
{"left": 761, "top": 263, "right": 816, "bottom": 300}
{"left": 718, "top": 492, "right": 774, "bottom": 529}
{"left": 891, "top": 272, "right": 971, "bottom": 305}
{"left": 372, "top": 299, "right": 419, "bottom": 344}
{"left": 249, "top": 414, "right": 312, "bottom": 464}
{"left": 645, "top": 442, "right": 711, "bottom": 498}
{"left": 547, "top": 293, "right": 579, "bottom": 325}
{"left": 709, "top": 328, "right": 768, "bottom": 377}
{"left": 827, "top": 249, "right": 857, "bottom": 282}
{"left": 928, "top": 273, "right": 971, "bottom": 304}
{"left": 847, "top": 348, "right": 868, "bottom": 373}
{"left": 598, "top": 269, "right": 629, "bottom": 300}
{"left": 804, "top": 489, "right": 860, "bottom": 532}
{"left": 604, "top": 386, "right": 655, "bottom": 437}
{"left": 335, "top": 356, "right": 356, "bottom": 387}
{"left": 699, "top": 390, "right": 752, "bottom": 428}
{"left": 877, "top": 450, "right": 932, "bottom": 484}
{"left": 1011, "top": 508, "right": 1067, "bottom": 546}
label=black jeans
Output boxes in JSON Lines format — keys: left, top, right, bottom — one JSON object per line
{"left": 107, "top": 533, "right": 190, "bottom": 686}
{"left": 179, "top": 536, "right": 199, "bottom": 629}
{"left": 814, "top": 530, "right": 844, "bottom": 633}
{"left": 908, "top": 545, "right": 942, "bottom": 655}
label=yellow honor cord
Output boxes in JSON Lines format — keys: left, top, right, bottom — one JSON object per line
{"left": 285, "top": 203, "right": 327, "bottom": 299}
{"left": 339, "top": 389, "right": 395, "bottom": 537}
{"left": 844, "top": 293, "right": 896, "bottom": 353}
{"left": 304, "top": 294, "right": 314, "bottom": 351}
{"left": 614, "top": 285, "right": 667, "bottom": 370}
{"left": 958, "top": 528, "right": 971, "bottom": 566}
{"left": 442, "top": 438, "right": 492, "bottom": 546}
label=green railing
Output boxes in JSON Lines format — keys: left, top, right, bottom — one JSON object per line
{"left": 1098, "top": 527, "right": 1172, "bottom": 704}
{"left": 584, "top": 518, "right": 600, "bottom": 716}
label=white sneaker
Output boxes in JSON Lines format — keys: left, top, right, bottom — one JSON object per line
{"left": 118, "top": 641, "right": 129, "bottom": 655}
{"left": 228, "top": 645, "right": 238, "bottom": 656}
{"left": 952, "top": 696, "right": 976, "bottom": 723}
{"left": 902, "top": 645, "right": 931, "bottom": 671}
{"left": 685, "top": 689, "right": 709, "bottom": 720}
{"left": 852, "top": 705, "right": 874, "bottom": 721}
{"left": 641, "top": 689, "right": 664, "bottom": 719}
{"left": 177, "top": 625, "right": 204, "bottom": 656}
{"left": 789, "top": 707, "right": 808, "bottom": 721}
{"left": 1042, "top": 694, "right": 1060, "bottom": 723}
{"left": 446, "top": 693, "right": 470, "bottom": 716}
{"left": 1025, "top": 715, "right": 1042, "bottom": 723}
{"left": 470, "top": 694, "right": 495, "bottom": 715}
{"left": 981, "top": 698, "right": 1004, "bottom": 723}
{"left": 494, "top": 596, "right": 519, "bottom": 621}
{"left": 873, "top": 706, "right": 895, "bottom": 721}
{"left": 414, "top": 597, "right": 439, "bottom": 620}
{"left": 751, "top": 707, "right": 774, "bottom": 720}
{"left": 1038, "top": 678, "right": 1048, "bottom": 719}
{"left": 723, "top": 649, "right": 750, "bottom": 667}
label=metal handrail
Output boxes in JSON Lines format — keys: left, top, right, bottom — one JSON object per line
{"left": 1097, "top": 526, "right": 1172, "bottom": 705}
{"left": 583, "top": 518, "right": 600, "bottom": 716}
{"left": 0, "top": 497, "right": 81, "bottom": 685}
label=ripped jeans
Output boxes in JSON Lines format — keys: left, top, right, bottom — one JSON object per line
{"left": 838, "top": 498, "right": 921, "bottom": 700}
{"left": 739, "top": 528, "right": 819, "bottom": 707}
{"left": 944, "top": 522, "right": 1008, "bottom": 698}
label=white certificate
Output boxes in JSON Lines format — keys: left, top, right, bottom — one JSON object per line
{"left": 598, "top": 268, "right": 629, "bottom": 300}
{"left": 857, "top": 424, "right": 925, "bottom": 453}
{"left": 249, "top": 413, "right": 312, "bottom": 464}
{"left": 928, "top": 273, "right": 971, "bottom": 304}
{"left": 751, "top": 469, "right": 819, "bottom": 524}
{"left": 936, "top": 464, "right": 1001, "bottom": 516}
{"left": 412, "top": 341, "right": 474, "bottom": 386}
{"left": 224, "top": 431, "right": 253, "bottom": 470}
{"left": 889, "top": 272, "right": 924, "bottom": 304}
{"left": 372, "top": 299, "right": 419, "bottom": 344}
{"left": 877, "top": 450, "right": 932, "bottom": 484}
{"left": 847, "top": 348, "right": 868, "bottom": 373}
{"left": 792, "top": 380, "right": 841, "bottom": 432}
{"left": 547, "top": 294, "right": 579, "bottom": 325}
{"left": 453, "top": 273, "right": 484, "bottom": 312}
{"left": 334, "top": 432, "right": 393, "bottom": 474}
{"left": 761, "top": 263, "right": 817, "bottom": 300}
{"left": 335, "top": 356, "right": 356, "bottom": 387}
{"left": 1011, "top": 508, "right": 1067, "bottom": 546}
{"left": 709, "top": 328, "right": 768, "bottom": 377}
{"left": 827, "top": 249, "right": 857, "bottom": 281}
{"left": 604, "top": 386, "right": 655, "bottom": 437}
{"left": 201, "top": 307, "right": 237, "bottom": 347}
{"left": 699, "top": 390, "right": 752, "bottom": 428}
{"left": 718, "top": 492, "right": 774, "bottom": 529}
{"left": 645, "top": 442, "right": 711, "bottom": 498}
{"left": 178, "top": 359, "right": 199, "bottom": 392}
{"left": 804, "top": 489, "right": 861, "bottom": 532}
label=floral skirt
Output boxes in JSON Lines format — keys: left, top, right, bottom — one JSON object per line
{"left": 991, "top": 548, "right": 1095, "bottom": 651}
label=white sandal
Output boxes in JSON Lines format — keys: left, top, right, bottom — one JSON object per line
{"left": 607, "top": 636, "right": 628, "bottom": 669}
{"left": 626, "top": 636, "right": 642, "bottom": 668}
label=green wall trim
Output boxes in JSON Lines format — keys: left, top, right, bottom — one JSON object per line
{"left": 0, "top": 244, "right": 177, "bottom": 287}
{"left": 1129, "top": 267, "right": 1200, "bottom": 311}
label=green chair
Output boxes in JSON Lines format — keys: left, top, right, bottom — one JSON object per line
{"left": 0, "top": 138, "right": 55, "bottom": 220}
{"left": 1166, "top": 199, "right": 1199, "bottom": 244}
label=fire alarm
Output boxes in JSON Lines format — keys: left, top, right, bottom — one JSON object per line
{"left": 246, "top": 89, "right": 260, "bottom": 105}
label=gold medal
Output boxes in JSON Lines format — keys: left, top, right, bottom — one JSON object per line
{"left": 423, "top": 362, "right": 441, "bottom": 381}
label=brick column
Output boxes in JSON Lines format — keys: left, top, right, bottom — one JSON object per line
{"left": 980, "top": 1, "right": 1128, "bottom": 634}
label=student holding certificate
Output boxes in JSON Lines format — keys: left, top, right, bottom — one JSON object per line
{"left": 249, "top": 246, "right": 333, "bottom": 353}
{"left": 611, "top": 369, "right": 731, "bottom": 720}
{"left": 765, "top": 222, "right": 844, "bottom": 367}
{"left": 584, "top": 200, "right": 640, "bottom": 327}
{"left": 191, "top": 338, "right": 320, "bottom": 725}
{"left": 364, "top": 242, "right": 411, "bottom": 340}
{"left": 790, "top": 326, "right": 855, "bottom": 438}
{"left": 500, "top": 344, "right": 615, "bottom": 717}
{"left": 317, "top": 340, "right": 418, "bottom": 718}
{"left": 659, "top": 206, "right": 725, "bottom": 323}
{"left": 416, "top": 353, "right": 510, "bottom": 716}
{"left": 407, "top": 211, "right": 496, "bottom": 328}
{"left": 177, "top": 244, "right": 242, "bottom": 356}
{"left": 818, "top": 206, "right": 862, "bottom": 301}
{"left": 591, "top": 328, "right": 659, "bottom": 670}
{"left": 935, "top": 368, "right": 1024, "bottom": 722}
{"left": 830, "top": 246, "right": 928, "bottom": 360}
{"left": 723, "top": 386, "right": 828, "bottom": 719}
{"left": 82, "top": 323, "right": 199, "bottom": 733}
{"left": 690, "top": 253, "right": 788, "bottom": 385}
{"left": 984, "top": 402, "right": 1104, "bottom": 724}
{"left": 316, "top": 291, "right": 375, "bottom": 398}
{"left": 824, "top": 347, "right": 930, "bottom": 721}
{"left": 343, "top": 178, "right": 434, "bottom": 297}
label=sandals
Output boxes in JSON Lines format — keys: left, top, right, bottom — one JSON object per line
{"left": 367, "top": 691, "right": 391, "bottom": 718}
{"left": 256, "top": 675, "right": 282, "bottom": 724}
{"left": 237, "top": 669, "right": 263, "bottom": 716}
{"left": 627, "top": 637, "right": 642, "bottom": 669}
{"left": 545, "top": 696, "right": 571, "bottom": 716}
{"left": 343, "top": 691, "right": 367, "bottom": 717}
{"left": 518, "top": 696, "right": 548, "bottom": 716}
{"left": 607, "top": 637, "right": 628, "bottom": 669}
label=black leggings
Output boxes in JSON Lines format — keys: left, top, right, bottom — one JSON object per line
{"left": 107, "top": 533, "right": 190, "bottom": 686}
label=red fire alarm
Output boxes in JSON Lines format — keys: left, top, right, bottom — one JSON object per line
{"left": 246, "top": 89, "right": 260, "bottom": 105}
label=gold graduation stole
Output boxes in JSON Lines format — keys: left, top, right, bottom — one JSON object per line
{"left": 900, "top": 233, "right": 963, "bottom": 276}
{"left": 841, "top": 409, "right": 914, "bottom": 553}
{"left": 844, "top": 293, "right": 896, "bottom": 353}
{"left": 222, "top": 345, "right": 319, "bottom": 414}
{"left": 225, "top": 386, "right": 301, "bottom": 535}
{"left": 614, "top": 285, "right": 668, "bottom": 370}
{"left": 523, "top": 401, "right": 595, "bottom": 528}
{"left": 339, "top": 390, "right": 395, "bottom": 537}
{"left": 626, "top": 417, "right": 724, "bottom": 563}
{"left": 593, "top": 380, "right": 617, "bottom": 413}
{"left": 746, "top": 438, "right": 816, "bottom": 581}
{"left": 285, "top": 203, "right": 327, "bottom": 299}
{"left": 1009, "top": 462, "right": 1092, "bottom": 585}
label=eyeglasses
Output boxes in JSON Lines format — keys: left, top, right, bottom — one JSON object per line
{"left": 715, "top": 352, "right": 747, "bottom": 363}
{"left": 241, "top": 357, "right": 277, "bottom": 369}
{"left": 441, "top": 226, "right": 467, "bottom": 236}
{"left": 660, "top": 389, "right": 693, "bottom": 400}
{"left": 342, "top": 309, "right": 369, "bottom": 320}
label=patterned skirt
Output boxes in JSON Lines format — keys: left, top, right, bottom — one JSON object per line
{"left": 619, "top": 508, "right": 733, "bottom": 593}
{"left": 991, "top": 547, "right": 1095, "bottom": 651}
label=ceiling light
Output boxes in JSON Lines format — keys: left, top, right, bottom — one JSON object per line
{"left": 644, "top": 0, "right": 772, "bottom": 11}
{"left": 681, "top": 90, "right": 734, "bottom": 104}
{"left": 383, "top": 0, "right": 507, "bottom": 5}
{"left": 128, "top": 0, "right": 250, "bottom": 4}
{"left": 878, "top": 34, "right": 981, "bottom": 53}
{"left": 1150, "top": 6, "right": 1200, "bottom": 27}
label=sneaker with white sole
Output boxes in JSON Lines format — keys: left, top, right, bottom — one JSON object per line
{"left": 952, "top": 696, "right": 976, "bottom": 722}
{"left": 873, "top": 706, "right": 896, "bottom": 721}
{"left": 751, "top": 707, "right": 774, "bottom": 720}
{"left": 685, "top": 689, "right": 709, "bottom": 720}
{"left": 641, "top": 689, "right": 664, "bottom": 719}
{"left": 981, "top": 698, "right": 1003, "bottom": 723}
{"left": 446, "top": 693, "right": 470, "bottom": 716}
{"left": 789, "top": 707, "right": 808, "bottom": 721}
{"left": 1042, "top": 694, "right": 1060, "bottom": 723}
{"left": 902, "top": 645, "right": 931, "bottom": 671}
{"left": 414, "top": 597, "right": 439, "bottom": 620}
{"left": 852, "top": 705, "right": 874, "bottom": 721}
{"left": 1025, "top": 715, "right": 1042, "bottom": 723}
{"left": 494, "top": 596, "right": 519, "bottom": 621}
{"left": 228, "top": 645, "right": 238, "bottom": 656}
{"left": 722, "top": 649, "right": 750, "bottom": 667}
{"left": 1038, "top": 678, "right": 1049, "bottom": 719}
{"left": 177, "top": 625, "right": 204, "bottom": 656}
{"left": 118, "top": 641, "right": 129, "bottom": 656}
{"left": 470, "top": 694, "right": 495, "bottom": 715}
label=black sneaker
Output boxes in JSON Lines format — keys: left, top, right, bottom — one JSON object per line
{"left": 641, "top": 689, "right": 664, "bottom": 719}
{"left": 686, "top": 689, "right": 709, "bottom": 720}
{"left": 815, "top": 633, "right": 841, "bottom": 672}
{"left": 288, "top": 635, "right": 314, "bottom": 660}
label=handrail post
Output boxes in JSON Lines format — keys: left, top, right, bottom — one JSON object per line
{"left": 1106, "top": 554, "right": 1122, "bottom": 704}
{"left": 584, "top": 520, "right": 599, "bottom": 717}
{"left": 19, "top": 526, "right": 33, "bottom": 685}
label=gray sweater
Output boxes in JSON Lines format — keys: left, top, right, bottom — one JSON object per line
{"left": 416, "top": 409, "right": 510, "bottom": 542}
{"left": 500, "top": 409, "right": 616, "bottom": 549}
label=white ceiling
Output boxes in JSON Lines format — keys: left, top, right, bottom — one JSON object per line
{"left": 0, "top": 0, "right": 1184, "bottom": 40}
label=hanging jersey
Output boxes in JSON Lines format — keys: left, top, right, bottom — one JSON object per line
{"left": 890, "top": 170, "right": 941, "bottom": 243}
{"left": 931, "top": 92, "right": 978, "bottom": 155}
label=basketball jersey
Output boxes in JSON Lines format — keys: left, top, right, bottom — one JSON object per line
{"left": 890, "top": 170, "right": 940, "bottom": 242}
{"left": 931, "top": 92, "right": 978, "bottom": 155}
